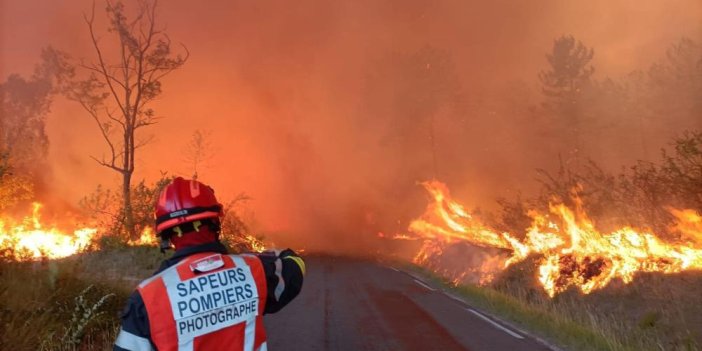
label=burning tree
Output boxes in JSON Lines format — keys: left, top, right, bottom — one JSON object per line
{"left": 54, "top": 0, "right": 188, "bottom": 239}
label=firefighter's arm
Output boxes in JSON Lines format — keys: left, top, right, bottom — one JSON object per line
{"left": 113, "top": 290, "right": 156, "bottom": 351}
{"left": 257, "top": 248, "right": 305, "bottom": 314}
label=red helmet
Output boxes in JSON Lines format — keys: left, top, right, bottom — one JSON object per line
{"left": 154, "top": 177, "right": 223, "bottom": 235}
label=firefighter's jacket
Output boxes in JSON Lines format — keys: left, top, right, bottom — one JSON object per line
{"left": 114, "top": 241, "right": 304, "bottom": 351}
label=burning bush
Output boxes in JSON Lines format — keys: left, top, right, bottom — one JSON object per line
{"left": 219, "top": 194, "right": 266, "bottom": 253}
{"left": 79, "top": 174, "right": 264, "bottom": 253}
{"left": 79, "top": 175, "right": 174, "bottom": 246}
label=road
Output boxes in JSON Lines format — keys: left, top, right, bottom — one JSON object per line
{"left": 264, "top": 255, "right": 553, "bottom": 351}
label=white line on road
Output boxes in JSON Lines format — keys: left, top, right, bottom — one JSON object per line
{"left": 390, "top": 267, "right": 399, "bottom": 272}
{"left": 413, "top": 279, "right": 437, "bottom": 291}
{"left": 467, "top": 308, "right": 524, "bottom": 339}
{"left": 445, "top": 293, "right": 466, "bottom": 305}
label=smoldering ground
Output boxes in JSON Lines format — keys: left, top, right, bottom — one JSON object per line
{"left": 1, "top": 0, "right": 700, "bottom": 253}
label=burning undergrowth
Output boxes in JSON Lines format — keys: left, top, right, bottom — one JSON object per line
{"left": 0, "top": 202, "right": 164, "bottom": 261}
{"left": 0, "top": 203, "right": 99, "bottom": 261}
{"left": 0, "top": 187, "right": 265, "bottom": 262}
{"left": 406, "top": 180, "right": 702, "bottom": 298}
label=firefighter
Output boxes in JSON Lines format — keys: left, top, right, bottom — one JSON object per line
{"left": 114, "top": 177, "right": 305, "bottom": 351}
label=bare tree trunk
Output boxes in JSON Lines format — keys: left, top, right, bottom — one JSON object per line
{"left": 122, "top": 170, "right": 136, "bottom": 239}
{"left": 123, "top": 102, "right": 136, "bottom": 239}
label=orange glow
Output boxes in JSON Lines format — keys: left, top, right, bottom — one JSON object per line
{"left": 0, "top": 203, "right": 98, "bottom": 260}
{"left": 407, "top": 180, "right": 702, "bottom": 297}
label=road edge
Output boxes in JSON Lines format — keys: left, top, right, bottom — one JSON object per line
{"left": 397, "top": 267, "right": 565, "bottom": 351}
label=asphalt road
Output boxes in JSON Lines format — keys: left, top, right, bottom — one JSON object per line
{"left": 264, "top": 255, "right": 552, "bottom": 351}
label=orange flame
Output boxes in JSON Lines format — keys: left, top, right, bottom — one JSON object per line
{"left": 128, "top": 227, "right": 158, "bottom": 246}
{"left": 407, "top": 181, "right": 702, "bottom": 297}
{"left": 126, "top": 227, "right": 265, "bottom": 253}
{"left": 0, "top": 203, "right": 98, "bottom": 260}
{"left": 241, "top": 233, "right": 266, "bottom": 253}
{"left": 0, "top": 203, "right": 267, "bottom": 259}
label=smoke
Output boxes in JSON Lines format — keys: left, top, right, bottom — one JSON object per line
{"left": 1, "top": 0, "right": 700, "bottom": 253}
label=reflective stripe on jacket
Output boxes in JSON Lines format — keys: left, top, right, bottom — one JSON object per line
{"left": 138, "top": 252, "right": 268, "bottom": 351}
{"left": 114, "top": 242, "right": 304, "bottom": 351}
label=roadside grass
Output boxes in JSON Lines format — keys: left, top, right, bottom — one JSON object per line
{"left": 0, "top": 245, "right": 165, "bottom": 351}
{"left": 77, "top": 244, "right": 169, "bottom": 287}
{"left": 405, "top": 262, "right": 701, "bottom": 351}
{"left": 0, "top": 236, "right": 270, "bottom": 350}
{"left": 0, "top": 260, "right": 128, "bottom": 350}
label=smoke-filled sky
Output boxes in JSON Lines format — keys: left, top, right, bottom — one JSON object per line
{"left": 1, "top": 0, "right": 700, "bottom": 250}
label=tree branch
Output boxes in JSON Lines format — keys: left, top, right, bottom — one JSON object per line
{"left": 105, "top": 107, "right": 126, "bottom": 129}
{"left": 84, "top": 2, "right": 128, "bottom": 119}
{"left": 90, "top": 155, "right": 125, "bottom": 173}
{"left": 77, "top": 61, "right": 127, "bottom": 90}
{"left": 75, "top": 98, "right": 118, "bottom": 167}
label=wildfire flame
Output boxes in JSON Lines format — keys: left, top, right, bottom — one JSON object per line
{"left": 408, "top": 180, "right": 702, "bottom": 297}
{"left": 247, "top": 235, "right": 266, "bottom": 253}
{"left": 128, "top": 227, "right": 158, "bottom": 246}
{"left": 0, "top": 202, "right": 267, "bottom": 260}
{"left": 228, "top": 232, "right": 266, "bottom": 253}
{"left": 0, "top": 203, "right": 98, "bottom": 260}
